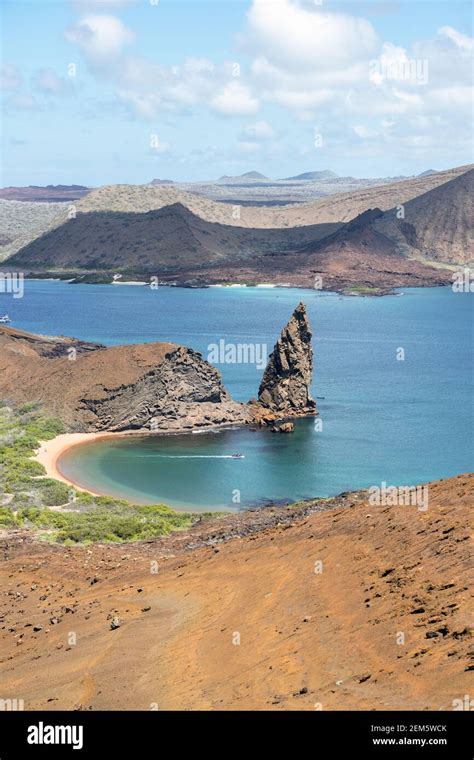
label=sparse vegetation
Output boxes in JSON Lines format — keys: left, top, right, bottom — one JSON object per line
{"left": 0, "top": 402, "right": 217, "bottom": 544}
{"left": 0, "top": 199, "right": 68, "bottom": 262}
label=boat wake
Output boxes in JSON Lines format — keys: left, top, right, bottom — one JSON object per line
{"left": 131, "top": 454, "right": 245, "bottom": 459}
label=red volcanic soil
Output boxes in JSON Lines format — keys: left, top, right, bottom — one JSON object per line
{"left": 0, "top": 473, "right": 471, "bottom": 710}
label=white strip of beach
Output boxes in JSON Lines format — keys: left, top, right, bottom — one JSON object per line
{"left": 33, "top": 432, "right": 122, "bottom": 495}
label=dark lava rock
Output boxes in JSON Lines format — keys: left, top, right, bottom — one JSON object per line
{"left": 258, "top": 302, "right": 316, "bottom": 416}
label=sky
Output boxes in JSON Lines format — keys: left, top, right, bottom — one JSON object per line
{"left": 1, "top": 0, "right": 473, "bottom": 186}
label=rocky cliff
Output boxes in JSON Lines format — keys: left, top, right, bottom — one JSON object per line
{"left": 0, "top": 304, "right": 316, "bottom": 432}
{"left": 0, "top": 327, "right": 249, "bottom": 432}
{"left": 79, "top": 345, "right": 249, "bottom": 433}
{"left": 258, "top": 302, "right": 316, "bottom": 416}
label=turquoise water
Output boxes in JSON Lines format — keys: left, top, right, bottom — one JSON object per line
{"left": 2, "top": 281, "right": 472, "bottom": 509}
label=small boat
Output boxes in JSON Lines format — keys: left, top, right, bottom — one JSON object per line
{"left": 0, "top": 315, "right": 10, "bottom": 323}
{"left": 231, "top": 454, "right": 244, "bottom": 459}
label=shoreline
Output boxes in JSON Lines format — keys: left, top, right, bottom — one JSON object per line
{"left": 16, "top": 274, "right": 455, "bottom": 297}
{"left": 33, "top": 422, "right": 251, "bottom": 503}
{"left": 34, "top": 432, "right": 129, "bottom": 497}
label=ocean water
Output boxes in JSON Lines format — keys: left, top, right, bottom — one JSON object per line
{"left": 2, "top": 281, "right": 472, "bottom": 509}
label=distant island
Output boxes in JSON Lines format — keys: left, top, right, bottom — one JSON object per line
{"left": 284, "top": 170, "right": 338, "bottom": 181}
{"left": 0, "top": 184, "right": 91, "bottom": 202}
{"left": 217, "top": 171, "right": 270, "bottom": 183}
{"left": 150, "top": 178, "right": 175, "bottom": 185}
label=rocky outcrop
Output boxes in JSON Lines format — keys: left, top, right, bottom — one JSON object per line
{"left": 0, "top": 325, "right": 103, "bottom": 359}
{"left": 0, "top": 326, "right": 249, "bottom": 433}
{"left": 79, "top": 346, "right": 249, "bottom": 433}
{"left": 271, "top": 421, "right": 295, "bottom": 433}
{"left": 0, "top": 304, "right": 316, "bottom": 432}
{"left": 258, "top": 302, "right": 316, "bottom": 417}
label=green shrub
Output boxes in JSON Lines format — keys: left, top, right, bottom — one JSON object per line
{"left": 0, "top": 507, "right": 16, "bottom": 527}
{"left": 0, "top": 402, "right": 217, "bottom": 544}
{"left": 35, "top": 480, "right": 72, "bottom": 506}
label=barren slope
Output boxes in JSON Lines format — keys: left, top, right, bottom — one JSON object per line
{"left": 8, "top": 203, "right": 338, "bottom": 272}
{"left": 374, "top": 168, "right": 474, "bottom": 265}
{"left": 160, "top": 209, "right": 452, "bottom": 291}
{"left": 276, "top": 171, "right": 473, "bottom": 277}
{"left": 8, "top": 171, "right": 470, "bottom": 281}
{"left": 1, "top": 165, "right": 471, "bottom": 265}
{"left": 0, "top": 473, "right": 471, "bottom": 710}
{"left": 76, "top": 164, "right": 471, "bottom": 228}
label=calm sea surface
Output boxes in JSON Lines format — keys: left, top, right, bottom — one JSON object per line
{"left": 2, "top": 281, "right": 472, "bottom": 509}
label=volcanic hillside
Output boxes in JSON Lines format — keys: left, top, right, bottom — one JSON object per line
{"left": 74, "top": 164, "right": 471, "bottom": 228}
{"left": 374, "top": 168, "right": 474, "bottom": 265}
{"left": 8, "top": 203, "right": 339, "bottom": 272}
{"left": 287, "top": 170, "right": 474, "bottom": 285}
{"left": 2, "top": 165, "right": 472, "bottom": 288}
{"left": 1, "top": 165, "right": 470, "bottom": 265}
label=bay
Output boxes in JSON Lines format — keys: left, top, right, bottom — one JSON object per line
{"left": 2, "top": 281, "right": 472, "bottom": 509}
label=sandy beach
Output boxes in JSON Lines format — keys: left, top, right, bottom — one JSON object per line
{"left": 33, "top": 422, "right": 247, "bottom": 498}
{"left": 33, "top": 432, "right": 125, "bottom": 495}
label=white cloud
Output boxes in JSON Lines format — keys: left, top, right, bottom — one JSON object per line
{"left": 0, "top": 64, "right": 22, "bottom": 91}
{"left": 115, "top": 57, "right": 253, "bottom": 119}
{"left": 5, "top": 93, "right": 39, "bottom": 111}
{"left": 71, "top": 0, "right": 138, "bottom": 9}
{"left": 236, "top": 140, "right": 260, "bottom": 154}
{"left": 211, "top": 81, "right": 259, "bottom": 116}
{"left": 65, "top": 14, "right": 135, "bottom": 66}
{"left": 439, "top": 26, "right": 474, "bottom": 52}
{"left": 425, "top": 85, "right": 472, "bottom": 109}
{"left": 271, "top": 88, "right": 333, "bottom": 111}
{"left": 392, "top": 88, "right": 423, "bottom": 105}
{"left": 409, "top": 28, "right": 472, "bottom": 92}
{"left": 116, "top": 90, "right": 162, "bottom": 120}
{"left": 242, "top": 0, "right": 474, "bottom": 156}
{"left": 353, "top": 125, "right": 377, "bottom": 139}
{"left": 118, "top": 57, "right": 219, "bottom": 113}
{"left": 66, "top": 20, "right": 257, "bottom": 120}
{"left": 244, "top": 2, "right": 378, "bottom": 116}
{"left": 245, "top": 0, "right": 378, "bottom": 72}
{"left": 242, "top": 119, "right": 275, "bottom": 140}
{"left": 32, "top": 69, "right": 75, "bottom": 98}
{"left": 61, "top": 0, "right": 473, "bottom": 168}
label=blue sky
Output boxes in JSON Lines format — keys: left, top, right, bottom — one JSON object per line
{"left": 1, "top": 0, "right": 472, "bottom": 186}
